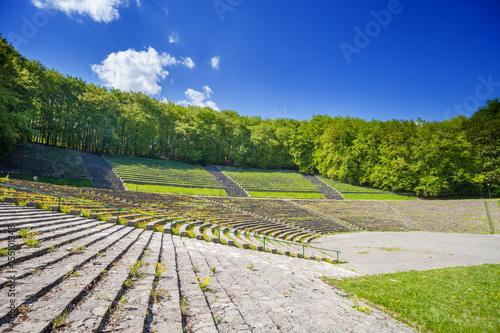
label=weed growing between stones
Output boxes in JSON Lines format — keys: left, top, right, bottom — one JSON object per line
{"left": 155, "top": 263, "right": 167, "bottom": 279}
{"left": 171, "top": 223, "right": 181, "bottom": 235}
{"left": 23, "top": 235, "right": 40, "bottom": 247}
{"left": 180, "top": 296, "right": 189, "bottom": 316}
{"left": 150, "top": 284, "right": 168, "bottom": 303}
{"left": 18, "top": 227, "right": 35, "bottom": 238}
{"left": 0, "top": 245, "right": 11, "bottom": 256}
{"left": 196, "top": 276, "right": 213, "bottom": 292}
{"left": 117, "top": 295, "right": 128, "bottom": 312}
{"left": 129, "top": 260, "right": 145, "bottom": 279}
{"left": 72, "top": 245, "right": 85, "bottom": 254}
{"left": 53, "top": 310, "right": 69, "bottom": 328}
{"left": 351, "top": 300, "right": 372, "bottom": 314}
{"left": 210, "top": 266, "right": 216, "bottom": 273}
{"left": 247, "top": 263, "right": 254, "bottom": 270}
{"left": 153, "top": 224, "right": 164, "bottom": 232}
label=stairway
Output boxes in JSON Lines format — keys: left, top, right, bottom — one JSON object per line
{"left": 204, "top": 166, "right": 249, "bottom": 197}
{"left": 79, "top": 152, "right": 126, "bottom": 190}
{"left": 0, "top": 202, "right": 416, "bottom": 333}
{"left": 302, "top": 174, "right": 344, "bottom": 200}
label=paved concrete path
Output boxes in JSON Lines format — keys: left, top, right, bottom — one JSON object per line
{"left": 312, "top": 231, "right": 500, "bottom": 275}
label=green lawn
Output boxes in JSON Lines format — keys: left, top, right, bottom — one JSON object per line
{"left": 323, "top": 264, "right": 500, "bottom": 332}
{"left": 0, "top": 174, "right": 92, "bottom": 187}
{"left": 247, "top": 191, "right": 325, "bottom": 199}
{"left": 106, "top": 155, "right": 222, "bottom": 188}
{"left": 319, "top": 176, "right": 417, "bottom": 200}
{"left": 221, "top": 167, "right": 322, "bottom": 194}
{"left": 125, "top": 183, "right": 226, "bottom": 196}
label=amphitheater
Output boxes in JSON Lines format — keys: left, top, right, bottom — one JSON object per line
{"left": 0, "top": 144, "right": 499, "bottom": 332}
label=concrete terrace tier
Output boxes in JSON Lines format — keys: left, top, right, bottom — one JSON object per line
{"left": 0, "top": 203, "right": 416, "bottom": 333}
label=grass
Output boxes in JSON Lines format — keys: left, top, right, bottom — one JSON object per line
{"left": 180, "top": 296, "right": 189, "bottom": 316}
{"left": 343, "top": 193, "right": 416, "bottom": 200}
{"left": 319, "top": 176, "right": 417, "bottom": 200}
{"left": 323, "top": 264, "right": 500, "bottom": 333}
{"left": 23, "top": 237, "right": 40, "bottom": 247}
{"left": 221, "top": 167, "right": 322, "bottom": 194}
{"left": 0, "top": 246, "right": 11, "bottom": 256}
{"left": 106, "top": 154, "right": 223, "bottom": 189}
{"left": 0, "top": 173, "right": 92, "bottom": 187}
{"left": 125, "top": 183, "right": 226, "bottom": 196}
{"left": 247, "top": 191, "right": 325, "bottom": 199}
{"left": 53, "top": 310, "right": 69, "bottom": 328}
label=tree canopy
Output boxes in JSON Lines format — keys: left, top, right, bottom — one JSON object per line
{"left": 0, "top": 36, "right": 497, "bottom": 196}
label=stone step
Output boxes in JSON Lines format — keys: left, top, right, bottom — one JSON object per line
{"left": 0, "top": 212, "right": 73, "bottom": 223}
{"left": 198, "top": 239, "right": 361, "bottom": 332}
{"left": 201, "top": 242, "right": 281, "bottom": 332}
{"left": 0, "top": 224, "right": 116, "bottom": 269}
{"left": 179, "top": 219, "right": 204, "bottom": 235}
{"left": 183, "top": 237, "right": 252, "bottom": 332}
{"left": 0, "top": 218, "right": 95, "bottom": 242}
{"left": 0, "top": 225, "right": 126, "bottom": 287}
{"left": 148, "top": 233, "right": 183, "bottom": 332}
{"left": 2, "top": 229, "right": 144, "bottom": 332}
{"left": 0, "top": 209, "right": 53, "bottom": 217}
{"left": 57, "top": 230, "right": 152, "bottom": 332}
{"left": 144, "top": 218, "right": 173, "bottom": 230}
{"left": 171, "top": 235, "right": 218, "bottom": 333}
{"left": 103, "top": 231, "right": 162, "bottom": 331}
{"left": 0, "top": 219, "right": 110, "bottom": 250}
{"left": 0, "top": 226, "right": 136, "bottom": 321}
{"left": 0, "top": 215, "right": 86, "bottom": 232}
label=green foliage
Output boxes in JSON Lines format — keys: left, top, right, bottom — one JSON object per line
{"left": 462, "top": 98, "right": 500, "bottom": 195}
{"left": 0, "top": 36, "right": 33, "bottom": 156}
{"left": 327, "top": 264, "right": 500, "bottom": 333}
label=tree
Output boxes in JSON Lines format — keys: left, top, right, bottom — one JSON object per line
{"left": 0, "top": 35, "right": 32, "bottom": 156}
{"left": 462, "top": 98, "right": 500, "bottom": 194}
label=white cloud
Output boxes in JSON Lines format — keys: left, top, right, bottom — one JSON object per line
{"left": 168, "top": 32, "right": 179, "bottom": 43}
{"left": 181, "top": 57, "right": 195, "bottom": 69}
{"left": 178, "top": 85, "right": 219, "bottom": 111}
{"left": 136, "top": 0, "right": 141, "bottom": 7}
{"left": 91, "top": 47, "right": 191, "bottom": 95}
{"left": 32, "top": 0, "right": 126, "bottom": 23}
{"left": 211, "top": 56, "right": 220, "bottom": 70}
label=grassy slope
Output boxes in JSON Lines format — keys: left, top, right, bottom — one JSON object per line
{"left": 247, "top": 191, "right": 325, "bottom": 199}
{"left": 221, "top": 167, "right": 322, "bottom": 198}
{"left": 319, "top": 176, "right": 416, "bottom": 200}
{"left": 106, "top": 155, "right": 224, "bottom": 195}
{"left": 324, "top": 264, "right": 500, "bottom": 333}
{"left": 126, "top": 183, "right": 227, "bottom": 196}
{"left": 0, "top": 174, "right": 92, "bottom": 187}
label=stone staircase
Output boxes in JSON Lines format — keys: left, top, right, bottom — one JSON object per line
{"left": 302, "top": 174, "right": 344, "bottom": 200}
{"left": 0, "top": 203, "right": 416, "bottom": 333}
{"left": 204, "top": 166, "right": 249, "bottom": 197}
{"left": 79, "top": 152, "right": 126, "bottom": 190}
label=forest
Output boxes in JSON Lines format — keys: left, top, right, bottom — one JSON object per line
{"left": 1, "top": 35, "right": 498, "bottom": 196}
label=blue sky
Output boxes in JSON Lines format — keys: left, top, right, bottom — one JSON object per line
{"left": 1, "top": 0, "right": 499, "bottom": 121}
